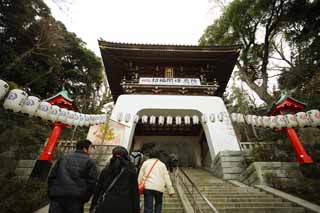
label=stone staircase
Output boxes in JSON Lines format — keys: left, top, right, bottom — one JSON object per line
{"left": 139, "top": 187, "right": 185, "bottom": 213}
{"left": 183, "top": 168, "right": 306, "bottom": 213}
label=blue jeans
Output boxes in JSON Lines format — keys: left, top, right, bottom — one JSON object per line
{"left": 144, "top": 189, "right": 163, "bottom": 213}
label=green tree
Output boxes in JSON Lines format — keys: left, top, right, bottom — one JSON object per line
{"left": 200, "top": 0, "right": 293, "bottom": 104}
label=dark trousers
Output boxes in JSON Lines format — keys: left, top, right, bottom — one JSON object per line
{"left": 49, "top": 198, "right": 84, "bottom": 213}
{"left": 144, "top": 189, "right": 163, "bottom": 213}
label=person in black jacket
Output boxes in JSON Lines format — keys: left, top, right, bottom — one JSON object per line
{"left": 90, "top": 146, "right": 140, "bottom": 213}
{"left": 48, "top": 139, "right": 97, "bottom": 213}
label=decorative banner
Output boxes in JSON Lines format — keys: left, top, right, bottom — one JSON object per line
{"left": 139, "top": 77, "right": 201, "bottom": 86}
{"left": 87, "top": 119, "right": 126, "bottom": 145}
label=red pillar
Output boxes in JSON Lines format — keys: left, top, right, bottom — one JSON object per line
{"left": 39, "top": 123, "right": 63, "bottom": 162}
{"left": 285, "top": 128, "right": 313, "bottom": 164}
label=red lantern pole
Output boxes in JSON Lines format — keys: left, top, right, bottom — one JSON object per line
{"left": 285, "top": 127, "right": 313, "bottom": 164}
{"left": 39, "top": 123, "right": 64, "bottom": 162}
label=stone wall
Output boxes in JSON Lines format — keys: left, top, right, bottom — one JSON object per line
{"left": 208, "top": 150, "right": 246, "bottom": 180}
{"left": 239, "top": 162, "right": 302, "bottom": 186}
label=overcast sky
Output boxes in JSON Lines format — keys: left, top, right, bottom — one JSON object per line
{"left": 45, "top": 0, "right": 222, "bottom": 55}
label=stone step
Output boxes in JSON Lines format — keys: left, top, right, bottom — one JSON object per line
{"left": 201, "top": 207, "right": 305, "bottom": 213}
{"left": 197, "top": 201, "right": 293, "bottom": 208}
{"left": 188, "top": 193, "right": 274, "bottom": 199}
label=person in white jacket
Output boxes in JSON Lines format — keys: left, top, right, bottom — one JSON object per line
{"left": 138, "top": 149, "right": 175, "bottom": 213}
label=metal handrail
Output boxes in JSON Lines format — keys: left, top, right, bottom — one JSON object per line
{"left": 176, "top": 167, "right": 219, "bottom": 213}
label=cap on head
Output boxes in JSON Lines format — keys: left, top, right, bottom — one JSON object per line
{"left": 76, "top": 139, "right": 92, "bottom": 150}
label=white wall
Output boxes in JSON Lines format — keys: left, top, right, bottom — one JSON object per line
{"left": 111, "top": 94, "right": 240, "bottom": 167}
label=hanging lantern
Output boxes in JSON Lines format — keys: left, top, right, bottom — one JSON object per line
{"left": 71, "top": 112, "right": 80, "bottom": 126}
{"left": 237, "top": 113, "right": 245, "bottom": 123}
{"left": 21, "top": 96, "right": 41, "bottom": 116}
{"left": 166, "top": 116, "right": 173, "bottom": 125}
{"left": 116, "top": 112, "right": 123, "bottom": 122}
{"left": 231, "top": 113, "right": 237, "bottom": 122}
{"left": 78, "top": 113, "right": 85, "bottom": 127}
{"left": 217, "top": 112, "right": 224, "bottom": 122}
{"left": 150, "top": 115, "right": 156, "bottom": 125}
{"left": 48, "top": 105, "right": 60, "bottom": 122}
{"left": 285, "top": 114, "right": 298, "bottom": 128}
{"left": 175, "top": 116, "right": 182, "bottom": 125}
{"left": 268, "top": 116, "right": 277, "bottom": 129}
{"left": 57, "top": 108, "right": 68, "bottom": 124}
{"left": 3, "top": 89, "right": 28, "bottom": 112}
{"left": 184, "top": 115, "right": 191, "bottom": 125}
{"left": 275, "top": 115, "right": 287, "bottom": 128}
{"left": 88, "top": 114, "right": 95, "bottom": 125}
{"left": 306, "top": 110, "right": 320, "bottom": 127}
{"left": 192, "top": 115, "right": 199, "bottom": 125}
{"left": 141, "top": 115, "right": 148, "bottom": 124}
{"left": 65, "top": 110, "right": 75, "bottom": 126}
{"left": 35, "top": 101, "right": 52, "bottom": 120}
{"left": 125, "top": 113, "right": 131, "bottom": 123}
{"left": 158, "top": 116, "right": 164, "bottom": 125}
{"left": 257, "top": 116, "right": 264, "bottom": 127}
{"left": 133, "top": 115, "right": 140, "bottom": 124}
{"left": 201, "top": 114, "right": 208, "bottom": 123}
{"left": 262, "top": 116, "right": 271, "bottom": 128}
{"left": 251, "top": 115, "right": 257, "bottom": 126}
{"left": 84, "top": 114, "right": 90, "bottom": 126}
{"left": 295, "top": 112, "right": 311, "bottom": 128}
{"left": 245, "top": 115, "right": 252, "bottom": 124}
{"left": 0, "top": 79, "right": 9, "bottom": 100}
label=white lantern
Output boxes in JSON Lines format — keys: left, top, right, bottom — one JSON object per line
{"left": 251, "top": 115, "right": 258, "bottom": 126}
{"left": 201, "top": 114, "right": 208, "bottom": 123}
{"left": 158, "top": 116, "right": 164, "bottom": 125}
{"left": 84, "top": 114, "right": 90, "bottom": 126}
{"left": 35, "top": 101, "right": 52, "bottom": 120}
{"left": 237, "top": 113, "right": 245, "bottom": 123}
{"left": 285, "top": 114, "right": 298, "bottom": 128}
{"left": 192, "top": 115, "right": 199, "bottom": 125}
{"left": 65, "top": 110, "right": 75, "bottom": 126}
{"left": 116, "top": 112, "right": 123, "bottom": 122}
{"left": 150, "top": 115, "right": 156, "bottom": 125}
{"left": 231, "top": 113, "right": 237, "bottom": 122}
{"left": 78, "top": 114, "right": 85, "bottom": 126}
{"left": 48, "top": 105, "right": 60, "bottom": 122}
{"left": 89, "top": 114, "right": 96, "bottom": 125}
{"left": 245, "top": 115, "right": 252, "bottom": 124}
{"left": 262, "top": 116, "right": 271, "bottom": 128}
{"left": 217, "top": 112, "right": 224, "bottom": 122}
{"left": 133, "top": 115, "right": 140, "bottom": 124}
{"left": 124, "top": 113, "right": 131, "bottom": 123}
{"left": 166, "top": 116, "right": 173, "bottom": 125}
{"left": 0, "top": 79, "right": 9, "bottom": 100}
{"left": 57, "top": 108, "right": 68, "bottom": 124}
{"left": 295, "top": 112, "right": 311, "bottom": 128}
{"left": 175, "top": 116, "right": 182, "bottom": 125}
{"left": 268, "top": 116, "right": 277, "bottom": 129}
{"left": 275, "top": 115, "right": 287, "bottom": 128}
{"left": 256, "top": 116, "right": 263, "bottom": 127}
{"left": 184, "top": 115, "right": 191, "bottom": 125}
{"left": 141, "top": 115, "right": 148, "bottom": 124}
{"left": 71, "top": 112, "right": 80, "bottom": 126}
{"left": 307, "top": 110, "right": 320, "bottom": 127}
{"left": 3, "top": 89, "right": 28, "bottom": 112}
{"left": 21, "top": 96, "right": 41, "bottom": 116}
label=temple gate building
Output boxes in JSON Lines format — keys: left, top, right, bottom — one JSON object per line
{"left": 99, "top": 41, "right": 241, "bottom": 168}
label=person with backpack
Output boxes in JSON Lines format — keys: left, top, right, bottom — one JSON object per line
{"left": 130, "top": 150, "right": 144, "bottom": 173}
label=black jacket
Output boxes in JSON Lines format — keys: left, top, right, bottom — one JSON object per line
{"left": 90, "top": 162, "right": 140, "bottom": 213}
{"left": 48, "top": 150, "right": 98, "bottom": 202}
